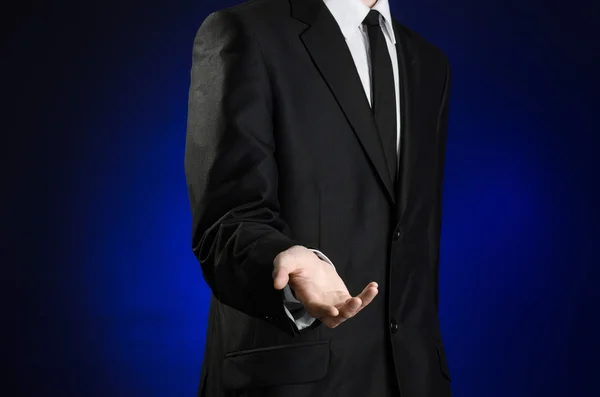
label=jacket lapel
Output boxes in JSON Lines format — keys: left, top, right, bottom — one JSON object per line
{"left": 291, "top": 0, "right": 396, "bottom": 204}
{"left": 392, "top": 19, "right": 421, "bottom": 224}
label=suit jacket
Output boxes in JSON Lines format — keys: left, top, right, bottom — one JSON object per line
{"left": 184, "top": 0, "right": 451, "bottom": 396}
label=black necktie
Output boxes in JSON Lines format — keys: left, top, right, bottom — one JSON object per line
{"left": 363, "top": 10, "right": 397, "bottom": 186}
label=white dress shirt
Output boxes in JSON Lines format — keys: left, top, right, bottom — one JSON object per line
{"left": 282, "top": 0, "right": 401, "bottom": 330}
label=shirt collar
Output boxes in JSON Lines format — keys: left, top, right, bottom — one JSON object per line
{"left": 323, "top": 0, "right": 396, "bottom": 45}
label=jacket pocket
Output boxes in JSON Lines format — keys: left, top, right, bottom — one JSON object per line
{"left": 436, "top": 341, "right": 451, "bottom": 381}
{"left": 222, "top": 340, "right": 330, "bottom": 390}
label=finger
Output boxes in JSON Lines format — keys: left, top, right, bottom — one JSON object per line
{"left": 329, "top": 285, "right": 378, "bottom": 327}
{"left": 272, "top": 265, "right": 292, "bottom": 290}
{"left": 356, "top": 283, "right": 379, "bottom": 310}
{"left": 320, "top": 316, "right": 340, "bottom": 329}
{"left": 336, "top": 296, "right": 363, "bottom": 319}
{"left": 305, "top": 301, "right": 339, "bottom": 318}
{"left": 321, "top": 285, "right": 379, "bottom": 329}
{"left": 322, "top": 297, "right": 362, "bottom": 329}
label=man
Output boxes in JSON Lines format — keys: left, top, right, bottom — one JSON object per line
{"left": 184, "top": 0, "right": 451, "bottom": 395}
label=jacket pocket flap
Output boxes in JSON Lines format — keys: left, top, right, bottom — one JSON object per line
{"left": 223, "top": 340, "right": 330, "bottom": 390}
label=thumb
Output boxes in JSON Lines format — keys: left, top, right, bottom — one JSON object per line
{"left": 272, "top": 263, "right": 292, "bottom": 290}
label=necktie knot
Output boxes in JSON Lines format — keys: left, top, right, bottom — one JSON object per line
{"left": 363, "top": 10, "right": 381, "bottom": 27}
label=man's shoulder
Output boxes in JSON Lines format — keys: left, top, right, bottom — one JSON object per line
{"left": 197, "top": 0, "right": 288, "bottom": 41}
{"left": 208, "top": 0, "right": 287, "bottom": 23}
{"left": 393, "top": 19, "right": 449, "bottom": 68}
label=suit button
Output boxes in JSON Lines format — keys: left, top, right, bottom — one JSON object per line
{"left": 389, "top": 319, "right": 399, "bottom": 334}
{"left": 393, "top": 227, "right": 402, "bottom": 241}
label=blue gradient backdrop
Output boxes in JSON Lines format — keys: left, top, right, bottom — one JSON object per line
{"left": 4, "top": 0, "right": 599, "bottom": 396}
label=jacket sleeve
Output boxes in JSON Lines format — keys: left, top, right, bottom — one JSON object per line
{"left": 184, "top": 10, "right": 301, "bottom": 336}
{"left": 431, "top": 55, "right": 451, "bottom": 313}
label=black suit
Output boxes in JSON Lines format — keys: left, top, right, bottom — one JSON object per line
{"left": 184, "top": 0, "right": 451, "bottom": 396}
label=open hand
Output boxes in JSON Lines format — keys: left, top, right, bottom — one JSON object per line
{"left": 273, "top": 245, "right": 378, "bottom": 328}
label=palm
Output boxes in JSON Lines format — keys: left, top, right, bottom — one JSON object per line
{"left": 290, "top": 271, "right": 350, "bottom": 307}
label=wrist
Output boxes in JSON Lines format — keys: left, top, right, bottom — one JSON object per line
{"left": 274, "top": 245, "right": 303, "bottom": 264}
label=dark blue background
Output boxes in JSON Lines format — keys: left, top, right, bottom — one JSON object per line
{"left": 4, "top": 0, "right": 599, "bottom": 396}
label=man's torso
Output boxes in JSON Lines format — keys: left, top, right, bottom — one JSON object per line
{"left": 198, "top": 0, "right": 451, "bottom": 396}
